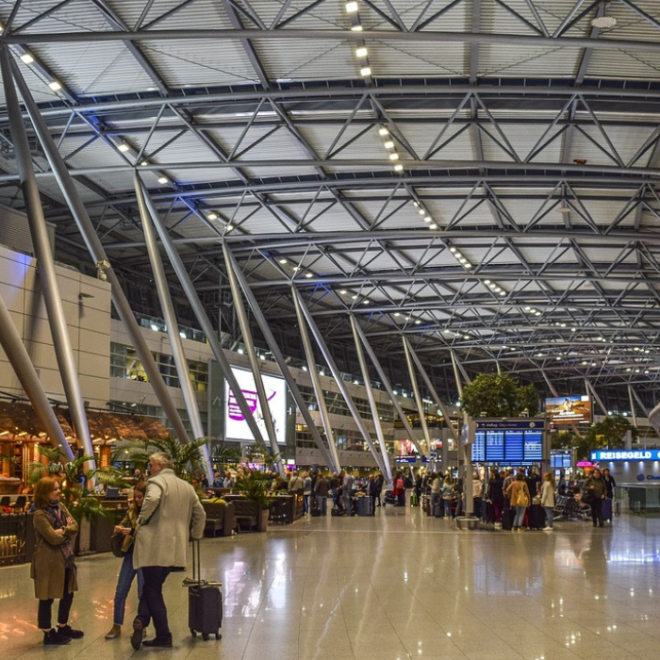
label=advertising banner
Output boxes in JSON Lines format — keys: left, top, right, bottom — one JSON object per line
{"left": 545, "top": 395, "right": 592, "bottom": 425}
{"left": 225, "top": 367, "right": 287, "bottom": 444}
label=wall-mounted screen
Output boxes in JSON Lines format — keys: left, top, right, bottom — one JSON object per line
{"left": 225, "top": 367, "right": 287, "bottom": 444}
{"left": 471, "top": 420, "right": 545, "bottom": 464}
{"left": 551, "top": 449, "right": 573, "bottom": 469}
{"left": 545, "top": 395, "right": 592, "bottom": 425}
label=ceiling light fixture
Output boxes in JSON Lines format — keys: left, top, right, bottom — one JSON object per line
{"left": 345, "top": 1, "right": 358, "bottom": 12}
{"left": 351, "top": 24, "right": 363, "bottom": 31}
{"left": 48, "top": 80, "right": 62, "bottom": 91}
{"left": 305, "top": 272, "right": 314, "bottom": 279}
{"left": 429, "top": 223, "right": 437, "bottom": 230}
{"left": 117, "top": 143, "right": 130, "bottom": 152}
{"left": 378, "top": 127, "right": 389, "bottom": 136}
{"left": 389, "top": 153, "right": 399, "bottom": 161}
{"left": 393, "top": 164, "right": 403, "bottom": 172}
{"left": 226, "top": 224, "right": 234, "bottom": 232}
{"left": 360, "top": 66, "right": 371, "bottom": 77}
{"left": 383, "top": 140, "right": 394, "bottom": 149}
{"left": 278, "top": 258, "right": 288, "bottom": 264}
{"left": 157, "top": 176, "right": 169, "bottom": 184}
{"left": 20, "top": 53, "right": 34, "bottom": 64}
{"left": 207, "top": 212, "right": 218, "bottom": 221}
{"left": 140, "top": 160, "right": 148, "bottom": 166}
{"left": 356, "top": 46, "right": 368, "bottom": 58}
{"left": 591, "top": 14, "right": 617, "bottom": 29}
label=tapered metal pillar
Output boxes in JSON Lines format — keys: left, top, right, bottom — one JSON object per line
{"left": 10, "top": 56, "right": 191, "bottom": 446}
{"left": 351, "top": 319, "right": 425, "bottom": 457}
{"left": 292, "top": 291, "right": 340, "bottom": 474}
{"left": 221, "top": 245, "right": 283, "bottom": 474}
{"left": 135, "top": 177, "right": 272, "bottom": 457}
{"left": 349, "top": 316, "right": 392, "bottom": 483}
{"left": 1, "top": 49, "right": 95, "bottom": 466}
{"left": 628, "top": 385, "right": 638, "bottom": 428}
{"left": 0, "top": 293, "right": 74, "bottom": 460}
{"left": 585, "top": 379, "right": 608, "bottom": 416}
{"left": 450, "top": 350, "right": 473, "bottom": 518}
{"left": 223, "top": 248, "right": 334, "bottom": 469}
{"left": 402, "top": 337, "right": 432, "bottom": 456}
{"left": 405, "top": 339, "right": 458, "bottom": 443}
{"left": 293, "top": 291, "right": 386, "bottom": 474}
{"left": 629, "top": 385, "right": 649, "bottom": 419}
{"left": 134, "top": 176, "right": 212, "bottom": 483}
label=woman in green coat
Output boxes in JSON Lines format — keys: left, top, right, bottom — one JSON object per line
{"left": 31, "top": 476, "right": 84, "bottom": 645}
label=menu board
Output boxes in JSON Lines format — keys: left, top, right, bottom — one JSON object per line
{"left": 471, "top": 420, "right": 545, "bottom": 464}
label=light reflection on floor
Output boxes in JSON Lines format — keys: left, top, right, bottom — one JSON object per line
{"left": 2, "top": 509, "right": 660, "bottom": 659}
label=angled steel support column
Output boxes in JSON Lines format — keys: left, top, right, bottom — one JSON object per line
{"left": 0, "top": 294, "right": 74, "bottom": 461}
{"left": 10, "top": 56, "right": 191, "bottom": 446}
{"left": 405, "top": 339, "right": 458, "bottom": 444}
{"left": 134, "top": 176, "right": 212, "bottom": 483}
{"left": 135, "top": 177, "right": 271, "bottom": 457}
{"left": 585, "top": 379, "right": 608, "bottom": 416}
{"left": 292, "top": 291, "right": 386, "bottom": 474}
{"left": 223, "top": 248, "right": 334, "bottom": 469}
{"left": 292, "top": 291, "right": 340, "bottom": 474}
{"left": 1, "top": 48, "right": 95, "bottom": 466}
{"left": 627, "top": 384, "right": 638, "bottom": 428}
{"left": 630, "top": 386, "right": 649, "bottom": 419}
{"left": 402, "top": 337, "right": 432, "bottom": 455}
{"left": 351, "top": 320, "right": 425, "bottom": 457}
{"left": 221, "top": 244, "right": 283, "bottom": 475}
{"left": 349, "top": 316, "right": 392, "bottom": 483}
{"left": 450, "top": 351, "right": 473, "bottom": 518}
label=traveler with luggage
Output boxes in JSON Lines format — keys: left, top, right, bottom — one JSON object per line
{"left": 374, "top": 472, "right": 384, "bottom": 507}
{"left": 506, "top": 473, "right": 531, "bottom": 532}
{"left": 584, "top": 468, "right": 607, "bottom": 528}
{"left": 487, "top": 469, "right": 504, "bottom": 529}
{"left": 430, "top": 473, "right": 442, "bottom": 516}
{"left": 106, "top": 482, "right": 147, "bottom": 639}
{"left": 303, "top": 472, "right": 312, "bottom": 514}
{"left": 343, "top": 470, "right": 355, "bottom": 516}
{"left": 541, "top": 471, "right": 556, "bottom": 532}
{"left": 131, "top": 452, "right": 206, "bottom": 649}
{"left": 31, "top": 477, "right": 83, "bottom": 646}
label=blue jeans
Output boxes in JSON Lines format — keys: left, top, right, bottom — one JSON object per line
{"left": 113, "top": 552, "right": 144, "bottom": 626}
{"left": 514, "top": 506, "right": 526, "bottom": 528}
{"left": 544, "top": 506, "right": 554, "bottom": 528}
{"left": 316, "top": 495, "right": 327, "bottom": 515}
{"left": 303, "top": 494, "right": 310, "bottom": 514}
{"left": 443, "top": 499, "right": 451, "bottom": 517}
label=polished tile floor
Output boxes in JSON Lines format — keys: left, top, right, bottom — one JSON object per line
{"left": 2, "top": 508, "right": 660, "bottom": 660}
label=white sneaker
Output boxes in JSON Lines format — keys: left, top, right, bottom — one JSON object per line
{"left": 543, "top": 526, "right": 553, "bottom": 532}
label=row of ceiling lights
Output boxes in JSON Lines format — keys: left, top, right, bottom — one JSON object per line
{"left": 204, "top": 211, "right": 233, "bottom": 232}
{"left": 278, "top": 258, "right": 314, "bottom": 278}
{"left": 378, "top": 126, "right": 404, "bottom": 174}
{"left": 411, "top": 200, "right": 437, "bottom": 230}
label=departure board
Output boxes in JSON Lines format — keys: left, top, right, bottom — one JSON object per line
{"left": 470, "top": 420, "right": 546, "bottom": 464}
{"left": 524, "top": 430, "right": 543, "bottom": 461}
{"left": 486, "top": 430, "right": 505, "bottom": 462}
{"left": 472, "top": 431, "right": 486, "bottom": 462}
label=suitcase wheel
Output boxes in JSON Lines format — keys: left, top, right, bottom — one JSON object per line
{"left": 202, "top": 633, "right": 209, "bottom": 641}
{"left": 216, "top": 631, "right": 222, "bottom": 639}
{"left": 191, "top": 629, "right": 197, "bottom": 637}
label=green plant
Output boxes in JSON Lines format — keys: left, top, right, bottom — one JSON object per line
{"left": 460, "top": 373, "right": 539, "bottom": 418}
{"left": 235, "top": 470, "right": 273, "bottom": 510}
{"left": 28, "top": 449, "right": 127, "bottom": 523}
{"left": 114, "top": 436, "right": 209, "bottom": 483}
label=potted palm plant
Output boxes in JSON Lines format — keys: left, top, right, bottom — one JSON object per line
{"left": 235, "top": 470, "right": 273, "bottom": 532}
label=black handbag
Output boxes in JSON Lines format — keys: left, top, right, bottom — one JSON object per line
{"left": 110, "top": 533, "right": 127, "bottom": 558}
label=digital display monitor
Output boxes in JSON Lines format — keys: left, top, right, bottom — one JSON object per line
{"left": 551, "top": 450, "right": 572, "bottom": 469}
{"left": 225, "top": 367, "right": 287, "bottom": 444}
{"left": 545, "top": 395, "right": 592, "bottom": 425}
{"left": 471, "top": 420, "right": 545, "bottom": 464}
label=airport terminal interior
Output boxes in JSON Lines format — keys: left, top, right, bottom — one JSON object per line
{"left": 3, "top": 0, "right": 660, "bottom": 659}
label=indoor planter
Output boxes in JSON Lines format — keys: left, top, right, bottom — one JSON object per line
{"left": 235, "top": 470, "right": 273, "bottom": 533}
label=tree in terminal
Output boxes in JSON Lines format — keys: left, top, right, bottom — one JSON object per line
{"left": 460, "top": 373, "right": 540, "bottom": 418}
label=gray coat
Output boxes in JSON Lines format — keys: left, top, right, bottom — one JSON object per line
{"left": 133, "top": 469, "right": 206, "bottom": 569}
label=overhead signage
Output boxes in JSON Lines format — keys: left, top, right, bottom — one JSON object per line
{"left": 395, "top": 457, "right": 417, "bottom": 463}
{"left": 546, "top": 395, "right": 592, "bottom": 425}
{"left": 475, "top": 419, "right": 545, "bottom": 430}
{"left": 225, "top": 367, "right": 287, "bottom": 444}
{"left": 551, "top": 450, "right": 573, "bottom": 469}
{"left": 472, "top": 421, "right": 544, "bottom": 464}
{"left": 591, "top": 450, "right": 660, "bottom": 462}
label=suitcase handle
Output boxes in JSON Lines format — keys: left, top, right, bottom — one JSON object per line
{"left": 192, "top": 539, "right": 201, "bottom": 584}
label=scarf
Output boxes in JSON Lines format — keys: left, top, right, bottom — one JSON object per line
{"left": 44, "top": 501, "right": 75, "bottom": 568}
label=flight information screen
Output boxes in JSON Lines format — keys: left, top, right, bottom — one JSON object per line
{"left": 470, "top": 421, "right": 545, "bottom": 464}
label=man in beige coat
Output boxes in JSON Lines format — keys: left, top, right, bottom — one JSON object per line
{"left": 131, "top": 452, "right": 206, "bottom": 649}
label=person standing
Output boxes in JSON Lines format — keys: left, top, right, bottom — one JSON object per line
{"left": 31, "top": 477, "right": 83, "bottom": 646}
{"left": 288, "top": 470, "right": 304, "bottom": 491}
{"left": 343, "top": 470, "right": 355, "bottom": 515}
{"left": 131, "top": 452, "right": 206, "bottom": 649}
{"left": 302, "top": 471, "right": 312, "bottom": 514}
{"left": 487, "top": 469, "right": 504, "bottom": 529}
{"left": 441, "top": 476, "right": 454, "bottom": 518}
{"left": 105, "top": 482, "right": 147, "bottom": 639}
{"left": 541, "top": 472, "right": 556, "bottom": 531}
{"left": 584, "top": 468, "right": 607, "bottom": 528}
{"left": 430, "top": 472, "right": 442, "bottom": 515}
{"left": 314, "top": 473, "right": 329, "bottom": 515}
{"left": 374, "top": 472, "right": 384, "bottom": 507}
{"left": 506, "top": 474, "right": 531, "bottom": 532}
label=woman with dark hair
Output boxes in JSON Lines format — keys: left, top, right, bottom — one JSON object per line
{"left": 585, "top": 468, "right": 607, "bottom": 527}
{"left": 31, "top": 476, "right": 82, "bottom": 645}
{"left": 105, "top": 482, "right": 147, "bottom": 639}
{"left": 487, "top": 469, "right": 504, "bottom": 530}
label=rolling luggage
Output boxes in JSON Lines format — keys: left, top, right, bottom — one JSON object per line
{"left": 484, "top": 501, "right": 495, "bottom": 524}
{"left": 311, "top": 496, "right": 322, "bottom": 517}
{"left": 422, "top": 496, "right": 431, "bottom": 516}
{"left": 502, "top": 508, "right": 514, "bottom": 531}
{"left": 528, "top": 505, "right": 545, "bottom": 530}
{"left": 602, "top": 498, "right": 613, "bottom": 522}
{"left": 383, "top": 491, "right": 396, "bottom": 506}
{"left": 357, "top": 496, "right": 375, "bottom": 516}
{"left": 433, "top": 503, "right": 443, "bottom": 518}
{"left": 410, "top": 494, "right": 419, "bottom": 507}
{"left": 188, "top": 540, "right": 222, "bottom": 641}
{"left": 331, "top": 505, "right": 345, "bottom": 517}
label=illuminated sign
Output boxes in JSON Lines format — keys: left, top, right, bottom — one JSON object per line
{"left": 471, "top": 419, "right": 545, "bottom": 464}
{"left": 546, "top": 395, "right": 592, "bottom": 425}
{"left": 591, "top": 450, "right": 660, "bottom": 461}
{"left": 225, "top": 367, "right": 287, "bottom": 444}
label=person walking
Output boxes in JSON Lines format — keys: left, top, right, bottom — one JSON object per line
{"left": 31, "top": 476, "right": 83, "bottom": 646}
{"left": 131, "top": 452, "right": 206, "bottom": 649}
{"left": 442, "top": 476, "right": 453, "bottom": 518}
{"left": 343, "top": 470, "right": 355, "bottom": 515}
{"left": 303, "top": 472, "right": 312, "bottom": 514}
{"left": 584, "top": 468, "right": 607, "bottom": 528}
{"left": 506, "top": 473, "right": 531, "bottom": 532}
{"left": 541, "top": 472, "right": 556, "bottom": 531}
{"left": 488, "top": 469, "right": 504, "bottom": 529}
{"left": 105, "top": 482, "right": 147, "bottom": 639}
